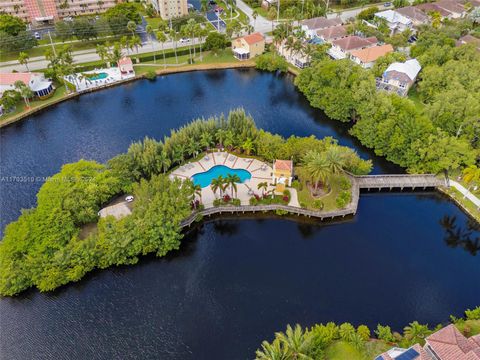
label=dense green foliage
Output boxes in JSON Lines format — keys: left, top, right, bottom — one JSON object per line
{"left": 0, "top": 14, "right": 36, "bottom": 53}
{"left": 0, "top": 13, "right": 26, "bottom": 36}
{"left": 255, "top": 52, "right": 289, "bottom": 73}
{"left": 256, "top": 306, "right": 480, "bottom": 359}
{"left": 203, "top": 32, "right": 229, "bottom": 51}
{"left": 0, "top": 109, "right": 369, "bottom": 296}
{"left": 295, "top": 24, "right": 479, "bottom": 173}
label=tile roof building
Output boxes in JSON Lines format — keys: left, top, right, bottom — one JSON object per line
{"left": 377, "top": 325, "right": 480, "bottom": 360}
{"left": 316, "top": 25, "right": 348, "bottom": 42}
{"left": 350, "top": 44, "right": 394, "bottom": 68}
{"left": 232, "top": 33, "right": 265, "bottom": 60}
{"left": 328, "top": 35, "right": 378, "bottom": 59}
{"left": 301, "top": 17, "right": 343, "bottom": 38}
{"left": 377, "top": 58, "right": 421, "bottom": 96}
{"left": 396, "top": 6, "right": 430, "bottom": 25}
{"left": 0, "top": 72, "right": 54, "bottom": 98}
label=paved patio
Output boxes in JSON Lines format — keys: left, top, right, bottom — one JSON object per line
{"left": 170, "top": 151, "right": 300, "bottom": 208}
{"left": 64, "top": 67, "right": 135, "bottom": 92}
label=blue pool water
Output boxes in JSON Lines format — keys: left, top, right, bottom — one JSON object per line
{"left": 192, "top": 165, "right": 251, "bottom": 188}
{"left": 87, "top": 72, "right": 108, "bottom": 80}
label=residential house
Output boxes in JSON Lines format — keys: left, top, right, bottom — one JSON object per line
{"left": 416, "top": 3, "right": 452, "bottom": 19}
{"left": 272, "top": 159, "right": 293, "bottom": 193}
{"left": 377, "top": 58, "right": 421, "bottom": 96}
{"left": 349, "top": 44, "right": 394, "bottom": 68}
{"left": 456, "top": 35, "right": 480, "bottom": 51}
{"left": 396, "top": 6, "right": 430, "bottom": 26}
{"left": 0, "top": 72, "right": 54, "bottom": 98}
{"left": 377, "top": 324, "right": 480, "bottom": 360}
{"left": 328, "top": 35, "right": 378, "bottom": 59}
{"left": 434, "top": 0, "right": 467, "bottom": 18}
{"left": 300, "top": 17, "right": 343, "bottom": 38}
{"left": 316, "top": 25, "right": 348, "bottom": 43}
{"left": 232, "top": 33, "right": 265, "bottom": 60}
{"left": 375, "top": 10, "right": 413, "bottom": 34}
{"left": 277, "top": 41, "right": 311, "bottom": 69}
{"left": 118, "top": 57, "right": 135, "bottom": 77}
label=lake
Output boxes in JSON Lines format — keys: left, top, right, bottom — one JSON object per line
{"left": 0, "top": 69, "right": 478, "bottom": 360}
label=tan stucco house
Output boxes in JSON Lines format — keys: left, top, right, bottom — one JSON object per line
{"left": 232, "top": 33, "right": 265, "bottom": 60}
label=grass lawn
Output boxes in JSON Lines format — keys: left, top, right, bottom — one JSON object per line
{"left": 0, "top": 85, "right": 69, "bottom": 125}
{"left": 144, "top": 16, "right": 165, "bottom": 30}
{"left": 407, "top": 85, "right": 425, "bottom": 111}
{"left": 325, "top": 341, "right": 364, "bottom": 360}
{"left": 442, "top": 187, "right": 480, "bottom": 222}
{"left": 294, "top": 169, "right": 351, "bottom": 211}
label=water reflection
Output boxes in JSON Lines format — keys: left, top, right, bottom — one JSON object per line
{"left": 440, "top": 215, "right": 480, "bottom": 256}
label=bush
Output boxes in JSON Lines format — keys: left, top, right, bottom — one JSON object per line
{"left": 375, "top": 325, "right": 395, "bottom": 342}
{"left": 283, "top": 189, "right": 291, "bottom": 197}
{"left": 255, "top": 52, "right": 289, "bottom": 73}
{"left": 357, "top": 6, "right": 379, "bottom": 21}
{"left": 339, "top": 177, "right": 351, "bottom": 190}
{"left": 213, "top": 198, "right": 222, "bottom": 206}
{"left": 144, "top": 69, "right": 156, "bottom": 80}
{"left": 232, "top": 198, "right": 241, "bottom": 206}
{"left": 357, "top": 325, "right": 371, "bottom": 341}
{"left": 313, "top": 199, "right": 324, "bottom": 210}
{"left": 465, "top": 306, "right": 480, "bottom": 320}
{"left": 336, "top": 190, "right": 351, "bottom": 209}
{"left": 204, "top": 32, "right": 228, "bottom": 51}
{"left": 275, "top": 209, "right": 288, "bottom": 216}
{"left": 282, "top": 195, "right": 290, "bottom": 203}
{"left": 249, "top": 196, "right": 258, "bottom": 205}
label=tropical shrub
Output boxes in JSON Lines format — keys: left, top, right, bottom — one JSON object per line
{"left": 255, "top": 52, "right": 289, "bottom": 73}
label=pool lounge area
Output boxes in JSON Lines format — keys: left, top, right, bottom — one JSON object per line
{"left": 192, "top": 165, "right": 252, "bottom": 188}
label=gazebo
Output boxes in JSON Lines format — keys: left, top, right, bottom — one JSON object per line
{"left": 272, "top": 159, "right": 293, "bottom": 193}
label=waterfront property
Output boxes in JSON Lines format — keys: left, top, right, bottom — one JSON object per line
{"left": 377, "top": 324, "right": 480, "bottom": 360}
{"left": 377, "top": 58, "right": 422, "bottom": 96}
{"left": 272, "top": 159, "right": 293, "bottom": 193}
{"left": 328, "top": 36, "right": 378, "bottom": 60}
{"left": 0, "top": 72, "right": 54, "bottom": 99}
{"left": 300, "top": 17, "right": 343, "bottom": 39}
{"left": 64, "top": 63, "right": 135, "bottom": 92}
{"left": 232, "top": 33, "right": 266, "bottom": 61}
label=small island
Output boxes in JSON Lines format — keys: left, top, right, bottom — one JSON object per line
{"left": 0, "top": 108, "right": 374, "bottom": 296}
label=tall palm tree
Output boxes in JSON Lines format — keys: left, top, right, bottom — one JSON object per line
{"left": 210, "top": 176, "right": 225, "bottom": 198}
{"left": 303, "top": 150, "right": 331, "bottom": 191}
{"left": 257, "top": 181, "right": 268, "bottom": 196}
{"left": 252, "top": 10, "right": 258, "bottom": 29}
{"left": 14, "top": 81, "right": 33, "bottom": 108}
{"left": 241, "top": 137, "right": 254, "bottom": 155}
{"left": 127, "top": 21, "right": 137, "bottom": 37}
{"left": 193, "top": 184, "right": 202, "bottom": 203}
{"left": 157, "top": 150, "right": 171, "bottom": 173}
{"left": 216, "top": 128, "right": 227, "bottom": 149}
{"left": 145, "top": 24, "right": 156, "bottom": 63}
{"left": 157, "top": 30, "right": 167, "bottom": 67}
{"left": 96, "top": 44, "right": 108, "bottom": 67}
{"left": 226, "top": 173, "right": 241, "bottom": 197}
{"left": 325, "top": 146, "right": 346, "bottom": 175}
{"left": 224, "top": 130, "right": 235, "bottom": 150}
{"left": 255, "top": 338, "right": 291, "bottom": 360}
{"left": 403, "top": 321, "right": 431, "bottom": 342}
{"left": 201, "top": 132, "right": 213, "bottom": 152}
{"left": 275, "top": 324, "right": 313, "bottom": 360}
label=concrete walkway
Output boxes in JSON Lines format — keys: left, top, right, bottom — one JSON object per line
{"left": 236, "top": 0, "right": 275, "bottom": 33}
{"left": 450, "top": 180, "right": 480, "bottom": 209}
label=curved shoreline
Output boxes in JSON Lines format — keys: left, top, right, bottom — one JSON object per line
{"left": 0, "top": 61, "right": 256, "bottom": 129}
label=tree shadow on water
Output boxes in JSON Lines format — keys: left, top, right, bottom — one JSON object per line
{"left": 440, "top": 215, "right": 480, "bottom": 256}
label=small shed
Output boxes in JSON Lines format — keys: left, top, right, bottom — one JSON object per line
{"left": 272, "top": 159, "right": 293, "bottom": 192}
{"left": 118, "top": 57, "right": 134, "bottom": 75}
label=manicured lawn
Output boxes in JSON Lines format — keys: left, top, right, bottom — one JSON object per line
{"left": 325, "top": 341, "right": 364, "bottom": 360}
{"left": 0, "top": 85, "right": 69, "bottom": 125}
{"left": 294, "top": 168, "right": 351, "bottom": 211}
{"left": 144, "top": 16, "right": 165, "bottom": 30}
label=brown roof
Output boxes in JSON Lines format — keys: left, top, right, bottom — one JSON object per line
{"left": 332, "top": 35, "right": 378, "bottom": 51}
{"left": 301, "top": 16, "right": 342, "bottom": 30}
{"left": 350, "top": 44, "right": 394, "bottom": 63}
{"left": 416, "top": 3, "right": 452, "bottom": 17}
{"left": 456, "top": 35, "right": 480, "bottom": 50}
{"left": 434, "top": 0, "right": 466, "bottom": 14}
{"left": 316, "top": 25, "right": 348, "bottom": 41}
{"left": 241, "top": 32, "right": 264, "bottom": 45}
{"left": 426, "top": 324, "right": 480, "bottom": 360}
{"left": 396, "top": 6, "right": 429, "bottom": 22}
{"left": 274, "top": 159, "right": 293, "bottom": 172}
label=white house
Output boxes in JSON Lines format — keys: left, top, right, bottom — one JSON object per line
{"left": 377, "top": 58, "right": 421, "bottom": 96}
{"left": 0, "top": 72, "right": 54, "bottom": 99}
{"left": 375, "top": 10, "right": 413, "bottom": 34}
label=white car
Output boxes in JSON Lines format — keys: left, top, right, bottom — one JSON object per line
{"left": 34, "top": 32, "right": 41, "bottom": 40}
{"left": 179, "top": 38, "right": 190, "bottom": 44}
{"left": 125, "top": 195, "right": 134, "bottom": 202}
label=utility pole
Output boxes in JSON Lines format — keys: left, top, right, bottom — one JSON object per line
{"left": 277, "top": 0, "right": 280, "bottom": 24}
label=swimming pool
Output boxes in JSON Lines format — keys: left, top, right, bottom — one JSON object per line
{"left": 86, "top": 72, "right": 108, "bottom": 80}
{"left": 192, "top": 165, "right": 251, "bottom": 188}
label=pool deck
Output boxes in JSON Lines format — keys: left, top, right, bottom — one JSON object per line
{"left": 170, "top": 151, "right": 300, "bottom": 208}
{"left": 64, "top": 67, "right": 135, "bottom": 92}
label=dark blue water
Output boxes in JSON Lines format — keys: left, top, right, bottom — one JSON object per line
{"left": 0, "top": 69, "right": 478, "bottom": 360}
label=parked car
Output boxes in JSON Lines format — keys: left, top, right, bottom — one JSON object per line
{"left": 125, "top": 195, "right": 134, "bottom": 202}
{"left": 179, "top": 38, "right": 190, "bottom": 43}
{"left": 384, "top": 2, "right": 392, "bottom": 6}
{"left": 34, "top": 32, "right": 41, "bottom": 40}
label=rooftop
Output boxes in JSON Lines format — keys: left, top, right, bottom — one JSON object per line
{"left": 350, "top": 44, "right": 394, "bottom": 63}
{"left": 274, "top": 159, "right": 293, "bottom": 172}
{"left": 375, "top": 10, "right": 412, "bottom": 25}
{"left": 316, "top": 25, "right": 348, "bottom": 40}
{"left": 425, "top": 324, "right": 480, "bottom": 360}
{"left": 301, "top": 16, "right": 342, "bottom": 30}
{"left": 241, "top": 32, "right": 264, "bottom": 45}
{"left": 396, "top": 6, "right": 429, "bottom": 23}
{"left": 384, "top": 59, "right": 422, "bottom": 81}
{"left": 332, "top": 35, "right": 378, "bottom": 51}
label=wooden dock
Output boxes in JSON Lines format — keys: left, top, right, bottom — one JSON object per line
{"left": 180, "top": 173, "right": 447, "bottom": 228}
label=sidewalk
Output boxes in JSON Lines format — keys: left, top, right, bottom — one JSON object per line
{"left": 450, "top": 180, "right": 480, "bottom": 209}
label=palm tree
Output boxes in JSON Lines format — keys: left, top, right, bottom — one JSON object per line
{"left": 145, "top": 24, "right": 156, "bottom": 63}
{"left": 210, "top": 176, "right": 225, "bottom": 198}
{"left": 403, "top": 321, "right": 431, "bottom": 342}
{"left": 255, "top": 338, "right": 291, "bottom": 360}
{"left": 216, "top": 128, "right": 227, "bottom": 149}
{"left": 200, "top": 0, "right": 209, "bottom": 14}
{"left": 156, "top": 30, "right": 167, "bottom": 67}
{"left": 325, "top": 146, "right": 346, "bottom": 175}
{"left": 193, "top": 184, "right": 202, "bottom": 203}
{"left": 186, "top": 140, "right": 199, "bottom": 158}
{"left": 127, "top": 20, "right": 137, "bottom": 37}
{"left": 224, "top": 130, "right": 235, "bottom": 150}
{"left": 275, "top": 324, "right": 313, "bottom": 360}
{"left": 241, "top": 137, "right": 254, "bottom": 155}
{"left": 157, "top": 150, "right": 171, "bottom": 173}
{"left": 96, "top": 44, "right": 108, "bottom": 67}
{"left": 226, "top": 173, "right": 241, "bottom": 197}
{"left": 244, "top": 24, "right": 254, "bottom": 35}
{"left": 130, "top": 35, "right": 142, "bottom": 55}
{"left": 462, "top": 165, "right": 480, "bottom": 200}
{"left": 257, "top": 181, "right": 268, "bottom": 196}
{"left": 18, "top": 52, "right": 30, "bottom": 72}
{"left": 303, "top": 150, "right": 331, "bottom": 191}
{"left": 14, "top": 81, "right": 33, "bottom": 108}
{"left": 201, "top": 132, "right": 213, "bottom": 152}
{"left": 169, "top": 28, "right": 179, "bottom": 64}
{"left": 252, "top": 10, "right": 258, "bottom": 29}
